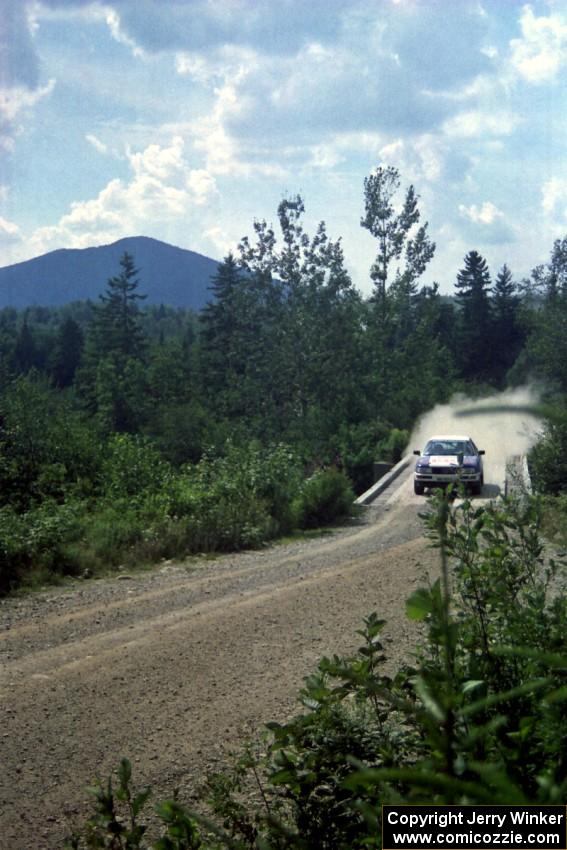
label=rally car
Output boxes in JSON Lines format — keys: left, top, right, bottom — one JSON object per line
{"left": 413, "top": 435, "right": 485, "bottom": 496}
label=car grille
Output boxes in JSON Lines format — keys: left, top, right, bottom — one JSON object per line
{"left": 432, "top": 467, "right": 456, "bottom": 475}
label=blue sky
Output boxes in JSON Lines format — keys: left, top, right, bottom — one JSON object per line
{"left": 1, "top": 0, "right": 567, "bottom": 295}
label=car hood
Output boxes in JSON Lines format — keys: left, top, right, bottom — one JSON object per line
{"left": 420, "top": 455, "right": 480, "bottom": 467}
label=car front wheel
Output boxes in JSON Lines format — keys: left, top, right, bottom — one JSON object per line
{"left": 414, "top": 480, "right": 425, "bottom": 495}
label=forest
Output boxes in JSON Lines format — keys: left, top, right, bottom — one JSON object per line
{"left": 1, "top": 166, "right": 566, "bottom": 594}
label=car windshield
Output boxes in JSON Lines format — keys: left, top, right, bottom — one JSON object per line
{"left": 424, "top": 439, "right": 475, "bottom": 456}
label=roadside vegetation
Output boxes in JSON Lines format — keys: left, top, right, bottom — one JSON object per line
{"left": 66, "top": 490, "right": 567, "bottom": 848}
{"left": 1, "top": 166, "right": 566, "bottom": 594}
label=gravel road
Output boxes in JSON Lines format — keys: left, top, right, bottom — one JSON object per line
{"left": 0, "top": 472, "right": 440, "bottom": 849}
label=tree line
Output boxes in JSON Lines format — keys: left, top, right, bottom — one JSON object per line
{"left": 1, "top": 166, "right": 566, "bottom": 591}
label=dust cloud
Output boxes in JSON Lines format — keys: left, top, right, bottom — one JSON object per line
{"left": 408, "top": 386, "right": 543, "bottom": 461}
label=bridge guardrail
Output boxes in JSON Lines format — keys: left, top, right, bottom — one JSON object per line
{"left": 355, "top": 455, "right": 412, "bottom": 506}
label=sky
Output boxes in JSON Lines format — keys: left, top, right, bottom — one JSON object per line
{"left": 1, "top": 0, "right": 567, "bottom": 296}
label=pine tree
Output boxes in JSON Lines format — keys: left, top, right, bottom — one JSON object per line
{"left": 491, "top": 264, "right": 523, "bottom": 385}
{"left": 50, "top": 317, "right": 84, "bottom": 387}
{"left": 96, "top": 252, "right": 146, "bottom": 364}
{"left": 454, "top": 250, "right": 493, "bottom": 383}
{"left": 13, "top": 312, "right": 39, "bottom": 374}
{"left": 199, "top": 253, "right": 243, "bottom": 407}
{"left": 77, "top": 252, "right": 148, "bottom": 431}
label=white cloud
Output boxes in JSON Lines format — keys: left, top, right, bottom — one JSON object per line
{"left": 0, "top": 79, "right": 55, "bottom": 149}
{"left": 174, "top": 45, "right": 256, "bottom": 85}
{"left": 104, "top": 7, "right": 145, "bottom": 58}
{"left": 309, "top": 144, "right": 345, "bottom": 170}
{"left": 190, "top": 68, "right": 288, "bottom": 178}
{"left": 203, "top": 225, "right": 238, "bottom": 258}
{"left": 459, "top": 201, "right": 503, "bottom": 225}
{"left": 0, "top": 78, "right": 54, "bottom": 121}
{"left": 24, "top": 1, "right": 499, "bottom": 190}
{"left": 0, "top": 216, "right": 22, "bottom": 244}
{"left": 186, "top": 169, "right": 217, "bottom": 205}
{"left": 85, "top": 133, "right": 108, "bottom": 155}
{"left": 306, "top": 131, "right": 382, "bottom": 171}
{"left": 181, "top": 7, "right": 478, "bottom": 174}
{"left": 433, "top": 73, "right": 492, "bottom": 102}
{"left": 175, "top": 52, "right": 214, "bottom": 84}
{"left": 128, "top": 135, "right": 186, "bottom": 181}
{"left": 481, "top": 45, "right": 498, "bottom": 59}
{"left": 377, "top": 133, "right": 473, "bottom": 188}
{"left": 379, "top": 136, "right": 445, "bottom": 182}
{"left": 542, "top": 177, "right": 567, "bottom": 217}
{"left": 25, "top": 137, "right": 218, "bottom": 256}
{"left": 443, "top": 109, "right": 520, "bottom": 138}
{"left": 510, "top": 4, "right": 567, "bottom": 83}
{"left": 458, "top": 200, "right": 514, "bottom": 244}
{"left": 32, "top": 3, "right": 145, "bottom": 58}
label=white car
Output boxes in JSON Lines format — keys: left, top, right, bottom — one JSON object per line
{"left": 413, "top": 434, "right": 485, "bottom": 496}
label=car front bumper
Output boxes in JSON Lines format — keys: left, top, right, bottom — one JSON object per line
{"left": 414, "top": 471, "right": 481, "bottom": 487}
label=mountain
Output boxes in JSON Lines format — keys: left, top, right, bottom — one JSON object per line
{"left": 0, "top": 236, "right": 221, "bottom": 310}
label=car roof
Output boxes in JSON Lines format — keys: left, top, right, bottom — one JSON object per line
{"left": 427, "top": 435, "right": 473, "bottom": 441}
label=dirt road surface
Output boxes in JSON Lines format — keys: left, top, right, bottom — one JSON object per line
{"left": 0, "top": 471, "right": 451, "bottom": 850}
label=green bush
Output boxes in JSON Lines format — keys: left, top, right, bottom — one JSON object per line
{"left": 0, "top": 500, "right": 83, "bottom": 593}
{"left": 167, "top": 476, "right": 272, "bottom": 553}
{"left": 165, "top": 444, "right": 288, "bottom": 552}
{"left": 0, "top": 374, "right": 103, "bottom": 509}
{"left": 223, "top": 493, "right": 567, "bottom": 845}
{"left": 168, "top": 441, "right": 303, "bottom": 549}
{"left": 293, "top": 468, "right": 354, "bottom": 529}
{"left": 101, "top": 433, "right": 172, "bottom": 500}
{"left": 529, "top": 409, "right": 567, "bottom": 495}
{"left": 376, "top": 427, "right": 409, "bottom": 464}
{"left": 332, "top": 421, "right": 391, "bottom": 494}
{"left": 0, "top": 507, "right": 27, "bottom": 593}
{"left": 65, "top": 758, "right": 203, "bottom": 850}
{"left": 76, "top": 500, "right": 147, "bottom": 567}
{"left": 0, "top": 440, "right": 356, "bottom": 593}
{"left": 63, "top": 441, "right": 304, "bottom": 576}
{"left": 539, "top": 493, "right": 567, "bottom": 546}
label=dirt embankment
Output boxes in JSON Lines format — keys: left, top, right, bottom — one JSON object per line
{"left": 0, "top": 480, "right": 438, "bottom": 850}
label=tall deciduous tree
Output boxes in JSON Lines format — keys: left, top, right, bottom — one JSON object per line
{"left": 360, "top": 167, "right": 437, "bottom": 417}
{"left": 523, "top": 238, "right": 567, "bottom": 393}
{"left": 237, "top": 197, "right": 364, "bottom": 441}
{"left": 360, "top": 166, "right": 435, "bottom": 308}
